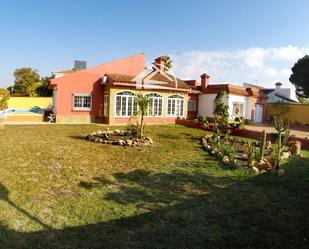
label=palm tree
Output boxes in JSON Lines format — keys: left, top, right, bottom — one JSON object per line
{"left": 133, "top": 93, "right": 150, "bottom": 138}
{"left": 162, "top": 55, "right": 173, "bottom": 71}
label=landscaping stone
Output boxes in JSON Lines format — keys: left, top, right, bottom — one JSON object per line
{"left": 252, "top": 166, "right": 260, "bottom": 174}
{"left": 277, "top": 169, "right": 286, "bottom": 176}
{"left": 281, "top": 151, "right": 290, "bottom": 159}
{"left": 289, "top": 140, "right": 302, "bottom": 156}
{"left": 86, "top": 130, "right": 154, "bottom": 147}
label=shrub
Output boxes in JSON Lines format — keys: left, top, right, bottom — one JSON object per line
{"left": 125, "top": 124, "right": 139, "bottom": 137}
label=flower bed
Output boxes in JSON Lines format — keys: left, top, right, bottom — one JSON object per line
{"left": 86, "top": 129, "right": 153, "bottom": 147}
{"left": 202, "top": 135, "right": 275, "bottom": 173}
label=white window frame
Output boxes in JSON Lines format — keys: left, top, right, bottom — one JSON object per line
{"left": 232, "top": 102, "right": 244, "bottom": 117}
{"left": 103, "top": 92, "right": 109, "bottom": 117}
{"left": 188, "top": 99, "right": 197, "bottom": 112}
{"left": 146, "top": 93, "right": 163, "bottom": 117}
{"left": 167, "top": 94, "right": 184, "bottom": 117}
{"left": 115, "top": 91, "right": 137, "bottom": 117}
{"left": 72, "top": 93, "right": 92, "bottom": 111}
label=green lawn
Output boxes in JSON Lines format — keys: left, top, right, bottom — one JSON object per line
{"left": 0, "top": 124, "right": 308, "bottom": 249}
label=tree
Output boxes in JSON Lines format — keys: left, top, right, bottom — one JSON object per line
{"left": 13, "top": 68, "right": 41, "bottom": 96}
{"left": 162, "top": 56, "right": 173, "bottom": 71}
{"left": 0, "top": 88, "right": 10, "bottom": 128}
{"left": 213, "top": 90, "right": 230, "bottom": 138}
{"left": 36, "top": 76, "right": 54, "bottom": 96}
{"left": 133, "top": 93, "right": 150, "bottom": 138}
{"left": 0, "top": 88, "right": 10, "bottom": 110}
{"left": 289, "top": 55, "right": 309, "bottom": 98}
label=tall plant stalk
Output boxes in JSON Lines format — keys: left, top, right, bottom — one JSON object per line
{"left": 274, "top": 116, "right": 290, "bottom": 172}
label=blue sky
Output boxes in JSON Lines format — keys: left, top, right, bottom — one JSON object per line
{"left": 1, "top": 0, "right": 309, "bottom": 91}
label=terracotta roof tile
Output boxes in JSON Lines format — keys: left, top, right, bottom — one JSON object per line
{"left": 105, "top": 71, "right": 191, "bottom": 91}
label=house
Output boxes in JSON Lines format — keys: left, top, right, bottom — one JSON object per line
{"left": 243, "top": 82, "right": 298, "bottom": 104}
{"left": 50, "top": 54, "right": 191, "bottom": 124}
{"left": 186, "top": 74, "right": 268, "bottom": 123}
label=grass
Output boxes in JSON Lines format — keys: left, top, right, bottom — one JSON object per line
{"left": 0, "top": 124, "right": 308, "bottom": 249}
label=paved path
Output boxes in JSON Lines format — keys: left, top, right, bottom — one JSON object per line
{"left": 245, "top": 124, "right": 309, "bottom": 139}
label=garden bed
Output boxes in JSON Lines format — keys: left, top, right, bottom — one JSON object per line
{"left": 86, "top": 129, "right": 153, "bottom": 147}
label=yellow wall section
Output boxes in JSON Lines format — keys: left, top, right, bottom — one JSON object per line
{"left": 268, "top": 103, "right": 309, "bottom": 125}
{"left": 8, "top": 97, "right": 52, "bottom": 109}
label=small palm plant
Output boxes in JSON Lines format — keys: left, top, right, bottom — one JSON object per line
{"left": 133, "top": 93, "right": 150, "bottom": 138}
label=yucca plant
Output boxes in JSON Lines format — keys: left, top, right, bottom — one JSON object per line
{"left": 133, "top": 93, "right": 150, "bottom": 138}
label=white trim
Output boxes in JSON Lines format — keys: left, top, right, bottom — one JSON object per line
{"left": 114, "top": 90, "right": 137, "bottom": 117}
{"left": 167, "top": 94, "right": 184, "bottom": 117}
{"left": 145, "top": 92, "right": 164, "bottom": 117}
{"left": 72, "top": 93, "right": 92, "bottom": 111}
{"left": 188, "top": 99, "right": 197, "bottom": 112}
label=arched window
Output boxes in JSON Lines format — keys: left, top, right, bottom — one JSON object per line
{"left": 167, "top": 95, "right": 184, "bottom": 117}
{"left": 146, "top": 93, "right": 163, "bottom": 116}
{"left": 115, "top": 91, "right": 137, "bottom": 117}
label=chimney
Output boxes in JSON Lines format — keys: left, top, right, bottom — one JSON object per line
{"left": 74, "top": 60, "right": 87, "bottom": 70}
{"left": 275, "top": 82, "right": 282, "bottom": 90}
{"left": 200, "top": 73, "right": 210, "bottom": 91}
{"left": 154, "top": 56, "right": 165, "bottom": 71}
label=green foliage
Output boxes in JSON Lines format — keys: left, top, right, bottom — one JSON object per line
{"left": 133, "top": 93, "right": 150, "bottom": 138}
{"left": 213, "top": 91, "right": 230, "bottom": 138}
{"left": 289, "top": 55, "right": 309, "bottom": 98}
{"left": 197, "top": 115, "right": 209, "bottom": 128}
{"left": 232, "top": 117, "right": 244, "bottom": 129}
{"left": 259, "top": 130, "right": 267, "bottom": 162}
{"left": 162, "top": 55, "right": 173, "bottom": 71}
{"left": 297, "top": 96, "right": 309, "bottom": 104}
{"left": 125, "top": 124, "right": 139, "bottom": 137}
{"left": 222, "top": 145, "right": 236, "bottom": 159}
{"left": 0, "top": 88, "right": 10, "bottom": 110}
{"left": 13, "top": 68, "right": 41, "bottom": 96}
{"left": 35, "top": 76, "right": 54, "bottom": 96}
{"left": 245, "top": 142, "right": 255, "bottom": 167}
{"left": 273, "top": 116, "right": 290, "bottom": 170}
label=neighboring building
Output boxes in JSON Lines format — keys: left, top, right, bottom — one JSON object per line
{"left": 50, "top": 54, "right": 191, "bottom": 124}
{"left": 244, "top": 82, "right": 298, "bottom": 103}
{"left": 188, "top": 74, "right": 268, "bottom": 123}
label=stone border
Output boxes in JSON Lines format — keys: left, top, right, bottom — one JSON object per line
{"left": 86, "top": 129, "right": 153, "bottom": 147}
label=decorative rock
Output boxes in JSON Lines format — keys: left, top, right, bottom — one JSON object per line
{"left": 97, "top": 130, "right": 102, "bottom": 134}
{"left": 289, "top": 140, "right": 302, "bottom": 156}
{"left": 281, "top": 151, "right": 290, "bottom": 160}
{"left": 146, "top": 137, "right": 153, "bottom": 144}
{"left": 266, "top": 141, "right": 272, "bottom": 149}
{"left": 126, "top": 140, "right": 133, "bottom": 146}
{"left": 114, "top": 129, "right": 121, "bottom": 134}
{"left": 252, "top": 166, "right": 259, "bottom": 174}
{"left": 222, "top": 156, "right": 229, "bottom": 165}
{"left": 118, "top": 140, "right": 125, "bottom": 146}
{"left": 277, "top": 169, "right": 285, "bottom": 176}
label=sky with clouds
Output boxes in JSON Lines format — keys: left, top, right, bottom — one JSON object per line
{"left": 0, "top": 0, "right": 309, "bottom": 97}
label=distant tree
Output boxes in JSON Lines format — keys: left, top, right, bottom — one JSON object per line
{"left": 13, "top": 68, "right": 41, "bottom": 96}
{"left": 297, "top": 96, "right": 309, "bottom": 104}
{"left": 162, "top": 56, "right": 173, "bottom": 71}
{"left": 289, "top": 55, "right": 309, "bottom": 98}
{"left": 36, "top": 76, "right": 54, "bottom": 96}
{"left": 0, "top": 88, "right": 10, "bottom": 128}
{"left": 0, "top": 88, "right": 10, "bottom": 110}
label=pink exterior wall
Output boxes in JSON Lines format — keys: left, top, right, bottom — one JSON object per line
{"left": 51, "top": 54, "right": 146, "bottom": 121}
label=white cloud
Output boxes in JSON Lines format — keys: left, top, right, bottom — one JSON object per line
{"left": 171, "top": 46, "right": 309, "bottom": 100}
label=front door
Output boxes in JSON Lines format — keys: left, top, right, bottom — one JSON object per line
{"left": 254, "top": 104, "right": 263, "bottom": 123}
